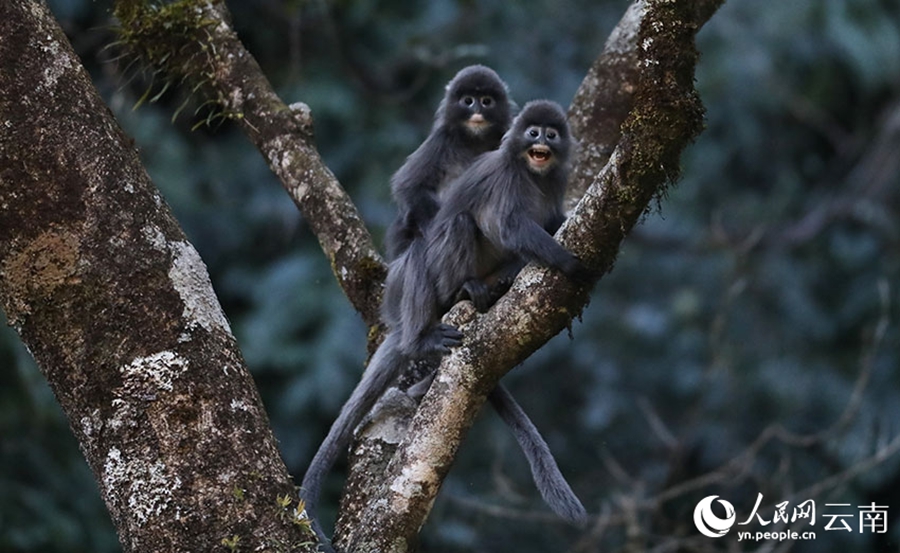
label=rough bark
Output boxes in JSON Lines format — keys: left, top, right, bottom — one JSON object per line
{"left": 567, "top": 0, "right": 723, "bottom": 207}
{"left": 113, "top": 0, "right": 386, "bottom": 328}
{"left": 1, "top": 0, "right": 725, "bottom": 551}
{"left": 566, "top": 0, "right": 645, "bottom": 208}
{"left": 343, "top": 1, "right": 721, "bottom": 551}
{"left": 0, "top": 2, "right": 314, "bottom": 552}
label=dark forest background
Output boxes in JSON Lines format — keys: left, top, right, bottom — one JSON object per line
{"left": 2, "top": 1, "right": 899, "bottom": 551}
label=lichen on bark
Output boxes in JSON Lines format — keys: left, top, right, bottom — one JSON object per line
{"left": 0, "top": 2, "right": 316, "bottom": 551}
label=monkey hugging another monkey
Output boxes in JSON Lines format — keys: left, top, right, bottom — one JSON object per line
{"left": 301, "top": 65, "right": 590, "bottom": 550}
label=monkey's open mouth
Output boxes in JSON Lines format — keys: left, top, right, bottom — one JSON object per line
{"left": 527, "top": 145, "right": 552, "bottom": 164}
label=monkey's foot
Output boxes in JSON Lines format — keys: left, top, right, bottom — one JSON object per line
{"left": 459, "top": 279, "right": 492, "bottom": 312}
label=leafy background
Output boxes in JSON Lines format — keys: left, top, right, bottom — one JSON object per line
{"left": 1, "top": 0, "right": 898, "bottom": 551}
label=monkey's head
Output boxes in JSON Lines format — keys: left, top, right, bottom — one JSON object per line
{"left": 507, "top": 100, "right": 571, "bottom": 175}
{"left": 440, "top": 65, "right": 512, "bottom": 140}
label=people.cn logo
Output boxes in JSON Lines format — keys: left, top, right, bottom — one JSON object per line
{"left": 694, "top": 495, "right": 737, "bottom": 538}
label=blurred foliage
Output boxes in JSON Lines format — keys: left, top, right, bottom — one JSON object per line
{"left": 2, "top": 0, "right": 899, "bottom": 551}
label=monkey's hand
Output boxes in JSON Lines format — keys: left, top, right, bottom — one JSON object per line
{"left": 417, "top": 323, "right": 464, "bottom": 358}
{"left": 560, "top": 255, "right": 595, "bottom": 285}
{"left": 458, "top": 278, "right": 493, "bottom": 312}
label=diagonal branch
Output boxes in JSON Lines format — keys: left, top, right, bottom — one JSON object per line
{"left": 567, "top": 0, "right": 723, "bottom": 206}
{"left": 343, "top": 1, "right": 721, "bottom": 550}
{"left": 114, "top": 0, "right": 386, "bottom": 327}
{"left": 566, "top": 0, "right": 646, "bottom": 207}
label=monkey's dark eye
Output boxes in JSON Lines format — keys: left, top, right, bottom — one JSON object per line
{"left": 547, "top": 129, "right": 558, "bottom": 140}
{"left": 462, "top": 96, "right": 475, "bottom": 107}
{"left": 528, "top": 128, "right": 540, "bottom": 138}
{"left": 481, "top": 96, "right": 493, "bottom": 107}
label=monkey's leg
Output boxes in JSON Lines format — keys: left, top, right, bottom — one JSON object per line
{"left": 458, "top": 278, "right": 493, "bottom": 311}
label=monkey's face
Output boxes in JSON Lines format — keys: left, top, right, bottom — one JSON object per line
{"left": 521, "top": 124, "right": 564, "bottom": 174}
{"left": 441, "top": 65, "right": 512, "bottom": 140}
{"left": 456, "top": 93, "right": 502, "bottom": 136}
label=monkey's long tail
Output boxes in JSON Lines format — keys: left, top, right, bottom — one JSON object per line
{"left": 489, "top": 383, "right": 588, "bottom": 525}
{"left": 300, "top": 332, "right": 406, "bottom": 552}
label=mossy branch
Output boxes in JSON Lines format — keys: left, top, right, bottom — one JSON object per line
{"left": 0, "top": 2, "right": 319, "bottom": 551}
{"left": 113, "top": 0, "right": 386, "bottom": 327}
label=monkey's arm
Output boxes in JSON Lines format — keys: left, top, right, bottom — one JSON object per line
{"left": 544, "top": 211, "right": 567, "bottom": 235}
{"left": 500, "top": 215, "right": 587, "bottom": 279}
{"left": 385, "top": 191, "right": 441, "bottom": 259}
{"left": 386, "top": 140, "right": 444, "bottom": 258}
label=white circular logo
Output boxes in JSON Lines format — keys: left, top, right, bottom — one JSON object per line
{"left": 693, "top": 495, "right": 736, "bottom": 538}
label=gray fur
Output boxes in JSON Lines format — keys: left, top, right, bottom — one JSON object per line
{"left": 405, "top": 100, "right": 588, "bottom": 524}
{"left": 386, "top": 95, "right": 591, "bottom": 527}
{"left": 489, "top": 385, "right": 587, "bottom": 524}
{"left": 300, "top": 66, "right": 510, "bottom": 550}
{"left": 406, "top": 99, "right": 587, "bottom": 350}
{"left": 385, "top": 65, "right": 513, "bottom": 260}
{"left": 300, "top": 332, "right": 405, "bottom": 550}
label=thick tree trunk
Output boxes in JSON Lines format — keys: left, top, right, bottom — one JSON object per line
{"left": 0, "top": 2, "right": 314, "bottom": 552}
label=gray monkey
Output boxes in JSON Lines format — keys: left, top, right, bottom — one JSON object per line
{"left": 385, "top": 64, "right": 513, "bottom": 260}
{"left": 405, "top": 99, "right": 587, "bottom": 346}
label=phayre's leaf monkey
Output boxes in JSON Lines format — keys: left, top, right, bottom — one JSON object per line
{"left": 301, "top": 65, "right": 588, "bottom": 548}
{"left": 385, "top": 65, "right": 514, "bottom": 260}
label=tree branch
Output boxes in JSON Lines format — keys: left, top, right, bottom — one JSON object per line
{"left": 567, "top": 0, "right": 722, "bottom": 206}
{"left": 113, "top": 0, "right": 386, "bottom": 327}
{"left": 566, "top": 0, "right": 645, "bottom": 207}
{"left": 344, "top": 1, "right": 721, "bottom": 550}
{"left": 107, "top": 0, "right": 724, "bottom": 550}
{"left": 0, "top": 2, "right": 314, "bottom": 551}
